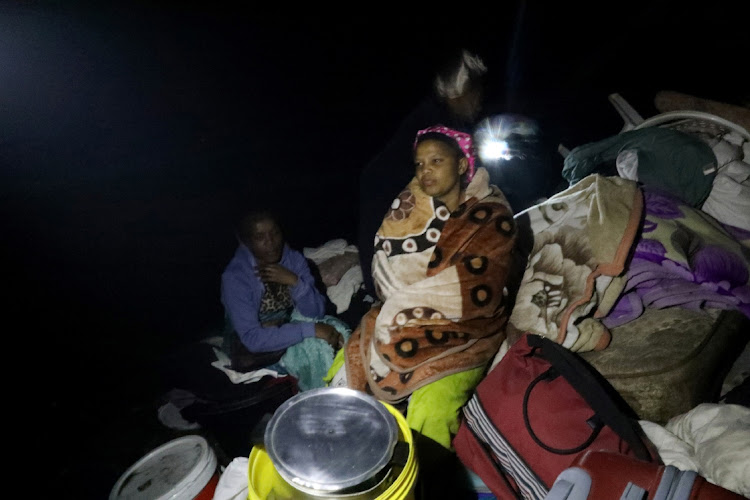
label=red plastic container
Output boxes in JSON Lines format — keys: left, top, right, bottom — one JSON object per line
{"left": 109, "top": 435, "right": 220, "bottom": 500}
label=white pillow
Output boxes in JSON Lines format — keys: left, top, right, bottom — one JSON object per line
{"left": 712, "top": 138, "right": 743, "bottom": 169}
{"left": 724, "top": 131, "right": 746, "bottom": 147}
{"left": 665, "top": 403, "right": 750, "bottom": 498}
{"left": 702, "top": 159, "right": 750, "bottom": 231}
{"left": 615, "top": 149, "right": 639, "bottom": 181}
{"left": 722, "top": 159, "right": 750, "bottom": 183}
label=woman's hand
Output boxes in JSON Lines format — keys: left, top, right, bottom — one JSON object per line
{"left": 255, "top": 263, "right": 299, "bottom": 286}
{"left": 314, "top": 323, "right": 344, "bottom": 350}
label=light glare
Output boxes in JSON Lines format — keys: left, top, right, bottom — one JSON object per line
{"left": 480, "top": 140, "right": 512, "bottom": 161}
{"left": 475, "top": 114, "right": 540, "bottom": 164}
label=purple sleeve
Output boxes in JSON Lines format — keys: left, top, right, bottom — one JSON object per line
{"left": 221, "top": 264, "right": 318, "bottom": 353}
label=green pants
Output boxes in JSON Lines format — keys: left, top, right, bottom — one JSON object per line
{"left": 325, "top": 350, "right": 486, "bottom": 450}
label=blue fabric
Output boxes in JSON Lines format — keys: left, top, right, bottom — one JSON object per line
{"left": 220, "top": 242, "right": 326, "bottom": 352}
{"left": 281, "top": 311, "right": 352, "bottom": 391}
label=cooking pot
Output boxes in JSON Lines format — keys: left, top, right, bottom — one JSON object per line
{"left": 264, "top": 387, "right": 402, "bottom": 499}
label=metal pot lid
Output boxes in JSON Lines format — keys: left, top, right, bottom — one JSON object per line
{"left": 264, "top": 387, "right": 398, "bottom": 493}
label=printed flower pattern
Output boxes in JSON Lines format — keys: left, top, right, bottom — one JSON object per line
{"left": 692, "top": 245, "right": 749, "bottom": 290}
{"left": 509, "top": 241, "right": 592, "bottom": 338}
{"left": 634, "top": 238, "right": 667, "bottom": 263}
{"left": 386, "top": 189, "right": 416, "bottom": 221}
{"left": 644, "top": 190, "right": 683, "bottom": 219}
{"left": 607, "top": 185, "right": 750, "bottom": 325}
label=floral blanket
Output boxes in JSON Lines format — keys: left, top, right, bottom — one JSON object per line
{"left": 602, "top": 187, "right": 750, "bottom": 328}
{"left": 345, "top": 168, "right": 517, "bottom": 402}
{"left": 507, "top": 174, "right": 643, "bottom": 352}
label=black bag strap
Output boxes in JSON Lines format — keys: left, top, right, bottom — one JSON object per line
{"left": 523, "top": 368, "right": 604, "bottom": 454}
{"left": 526, "top": 334, "right": 652, "bottom": 461}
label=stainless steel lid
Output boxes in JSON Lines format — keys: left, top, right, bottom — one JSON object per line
{"left": 264, "top": 387, "right": 399, "bottom": 493}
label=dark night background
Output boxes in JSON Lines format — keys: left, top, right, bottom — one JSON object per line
{"left": 2, "top": 2, "right": 747, "bottom": 497}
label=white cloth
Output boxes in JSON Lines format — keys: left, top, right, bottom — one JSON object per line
{"left": 712, "top": 137, "right": 743, "bottom": 168}
{"left": 326, "top": 265, "right": 364, "bottom": 313}
{"left": 702, "top": 159, "right": 750, "bottom": 231}
{"left": 723, "top": 131, "right": 746, "bottom": 147}
{"left": 303, "top": 238, "right": 358, "bottom": 263}
{"left": 639, "top": 420, "right": 701, "bottom": 472}
{"left": 303, "top": 239, "right": 364, "bottom": 312}
{"left": 211, "top": 346, "right": 281, "bottom": 384}
{"left": 212, "top": 457, "right": 250, "bottom": 500}
{"left": 156, "top": 388, "right": 202, "bottom": 430}
{"left": 616, "top": 149, "right": 640, "bottom": 181}
{"left": 639, "top": 403, "right": 750, "bottom": 498}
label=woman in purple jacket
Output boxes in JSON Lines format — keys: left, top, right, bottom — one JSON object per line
{"left": 221, "top": 209, "right": 343, "bottom": 372}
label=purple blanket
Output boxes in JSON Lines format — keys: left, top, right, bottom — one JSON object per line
{"left": 603, "top": 188, "right": 750, "bottom": 328}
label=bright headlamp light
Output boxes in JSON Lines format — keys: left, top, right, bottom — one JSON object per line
{"left": 475, "top": 114, "right": 540, "bottom": 165}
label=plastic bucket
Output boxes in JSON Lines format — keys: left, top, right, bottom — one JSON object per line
{"left": 109, "top": 434, "right": 220, "bottom": 500}
{"left": 247, "top": 402, "right": 418, "bottom": 500}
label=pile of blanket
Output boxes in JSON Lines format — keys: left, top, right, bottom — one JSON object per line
{"left": 506, "top": 174, "right": 643, "bottom": 352}
{"left": 505, "top": 119, "right": 750, "bottom": 351}
{"left": 603, "top": 187, "right": 750, "bottom": 328}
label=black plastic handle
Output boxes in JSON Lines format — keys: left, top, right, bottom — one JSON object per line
{"left": 523, "top": 367, "right": 604, "bottom": 454}
{"left": 526, "top": 334, "right": 652, "bottom": 461}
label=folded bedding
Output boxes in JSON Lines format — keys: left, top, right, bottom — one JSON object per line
{"left": 639, "top": 403, "right": 750, "bottom": 498}
{"left": 602, "top": 187, "right": 750, "bottom": 328}
{"left": 506, "top": 174, "right": 643, "bottom": 352}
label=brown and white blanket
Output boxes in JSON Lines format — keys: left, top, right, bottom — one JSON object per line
{"left": 345, "top": 168, "right": 517, "bottom": 402}
{"left": 507, "top": 174, "right": 644, "bottom": 352}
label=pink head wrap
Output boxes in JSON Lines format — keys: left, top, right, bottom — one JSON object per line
{"left": 414, "top": 125, "right": 476, "bottom": 182}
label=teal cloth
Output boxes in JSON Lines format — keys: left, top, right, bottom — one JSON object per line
{"left": 281, "top": 311, "right": 352, "bottom": 392}
{"left": 562, "top": 127, "right": 716, "bottom": 207}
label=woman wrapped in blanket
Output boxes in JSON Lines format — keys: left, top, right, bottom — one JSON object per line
{"left": 328, "top": 125, "right": 517, "bottom": 449}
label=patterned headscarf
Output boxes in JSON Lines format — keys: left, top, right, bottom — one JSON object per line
{"left": 415, "top": 124, "right": 476, "bottom": 182}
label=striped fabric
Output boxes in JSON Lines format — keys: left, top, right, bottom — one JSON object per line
{"left": 464, "top": 396, "right": 549, "bottom": 500}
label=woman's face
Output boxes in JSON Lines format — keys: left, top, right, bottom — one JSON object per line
{"left": 414, "top": 139, "right": 467, "bottom": 205}
{"left": 248, "top": 218, "right": 284, "bottom": 264}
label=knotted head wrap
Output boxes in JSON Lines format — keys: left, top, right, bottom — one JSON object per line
{"left": 415, "top": 124, "right": 477, "bottom": 182}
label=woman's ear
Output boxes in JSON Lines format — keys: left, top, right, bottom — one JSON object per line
{"left": 458, "top": 157, "right": 468, "bottom": 176}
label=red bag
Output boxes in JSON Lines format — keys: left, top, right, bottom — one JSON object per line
{"left": 548, "top": 450, "right": 744, "bottom": 499}
{"left": 453, "top": 333, "right": 660, "bottom": 499}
